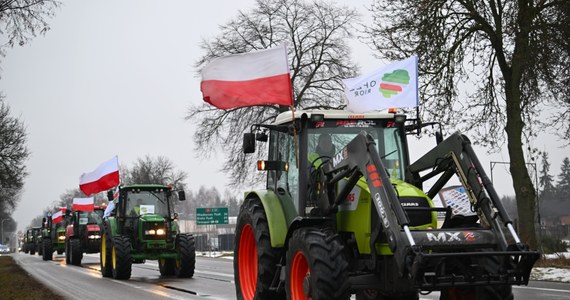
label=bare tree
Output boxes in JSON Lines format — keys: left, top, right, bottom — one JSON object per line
{"left": 188, "top": 0, "right": 360, "bottom": 187}
{"left": 364, "top": 0, "right": 569, "bottom": 248}
{"left": 122, "top": 155, "right": 188, "bottom": 191}
{"left": 0, "top": 97, "right": 30, "bottom": 215}
{"left": 0, "top": 0, "right": 60, "bottom": 65}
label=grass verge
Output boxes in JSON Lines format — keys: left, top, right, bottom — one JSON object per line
{"left": 534, "top": 254, "right": 570, "bottom": 269}
{"left": 0, "top": 255, "right": 63, "bottom": 299}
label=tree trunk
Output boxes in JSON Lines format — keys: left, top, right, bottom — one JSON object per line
{"left": 502, "top": 1, "right": 537, "bottom": 249}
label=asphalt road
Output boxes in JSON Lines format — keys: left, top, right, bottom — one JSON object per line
{"left": 11, "top": 252, "right": 570, "bottom": 299}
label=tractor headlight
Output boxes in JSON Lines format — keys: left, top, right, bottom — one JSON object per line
{"left": 88, "top": 234, "right": 101, "bottom": 239}
{"left": 144, "top": 228, "right": 166, "bottom": 235}
{"left": 58, "top": 236, "right": 66, "bottom": 241}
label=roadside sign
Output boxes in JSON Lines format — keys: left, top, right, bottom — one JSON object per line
{"left": 196, "top": 207, "right": 229, "bottom": 225}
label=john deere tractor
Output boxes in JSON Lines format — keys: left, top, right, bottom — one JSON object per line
{"left": 99, "top": 184, "right": 195, "bottom": 280}
{"left": 23, "top": 228, "right": 36, "bottom": 254}
{"left": 41, "top": 209, "right": 68, "bottom": 261}
{"left": 234, "top": 109, "right": 539, "bottom": 300}
{"left": 65, "top": 206, "right": 104, "bottom": 265}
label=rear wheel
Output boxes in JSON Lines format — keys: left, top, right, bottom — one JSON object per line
{"left": 234, "top": 198, "right": 284, "bottom": 300}
{"left": 70, "top": 238, "right": 83, "bottom": 266}
{"left": 286, "top": 227, "right": 350, "bottom": 300}
{"left": 111, "top": 236, "right": 132, "bottom": 280}
{"left": 159, "top": 258, "right": 176, "bottom": 276}
{"left": 42, "top": 239, "right": 53, "bottom": 261}
{"left": 100, "top": 232, "right": 113, "bottom": 277}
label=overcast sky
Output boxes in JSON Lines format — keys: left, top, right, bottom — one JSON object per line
{"left": 3, "top": 1, "right": 568, "bottom": 232}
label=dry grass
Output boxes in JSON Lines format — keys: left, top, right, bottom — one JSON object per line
{"left": 0, "top": 255, "right": 64, "bottom": 299}
{"left": 533, "top": 254, "right": 570, "bottom": 269}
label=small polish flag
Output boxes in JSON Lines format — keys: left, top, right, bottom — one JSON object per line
{"left": 52, "top": 210, "right": 63, "bottom": 224}
{"left": 72, "top": 197, "right": 95, "bottom": 212}
{"left": 79, "top": 156, "right": 120, "bottom": 196}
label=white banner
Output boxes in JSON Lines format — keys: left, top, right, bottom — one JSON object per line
{"left": 343, "top": 56, "right": 419, "bottom": 113}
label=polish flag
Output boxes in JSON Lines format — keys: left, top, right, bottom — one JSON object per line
{"left": 52, "top": 210, "right": 63, "bottom": 224}
{"left": 79, "top": 156, "right": 120, "bottom": 196}
{"left": 72, "top": 197, "right": 95, "bottom": 212}
{"left": 200, "top": 44, "right": 294, "bottom": 109}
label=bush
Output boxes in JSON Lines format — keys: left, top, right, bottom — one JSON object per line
{"left": 540, "top": 235, "right": 568, "bottom": 253}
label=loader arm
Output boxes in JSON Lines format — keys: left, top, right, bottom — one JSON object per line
{"left": 318, "top": 131, "right": 417, "bottom": 276}
{"left": 317, "top": 131, "right": 539, "bottom": 289}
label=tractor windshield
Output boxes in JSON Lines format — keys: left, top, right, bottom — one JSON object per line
{"left": 77, "top": 211, "right": 102, "bottom": 225}
{"left": 307, "top": 121, "right": 406, "bottom": 180}
{"left": 125, "top": 190, "right": 169, "bottom": 217}
{"left": 268, "top": 118, "right": 407, "bottom": 210}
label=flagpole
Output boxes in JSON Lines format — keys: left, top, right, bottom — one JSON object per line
{"left": 290, "top": 105, "right": 299, "bottom": 168}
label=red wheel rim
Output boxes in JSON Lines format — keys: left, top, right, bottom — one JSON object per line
{"left": 238, "top": 224, "right": 257, "bottom": 300}
{"left": 290, "top": 251, "right": 309, "bottom": 300}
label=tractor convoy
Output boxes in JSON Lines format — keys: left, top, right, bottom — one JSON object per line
{"left": 234, "top": 109, "right": 540, "bottom": 300}
{"left": 18, "top": 108, "right": 540, "bottom": 299}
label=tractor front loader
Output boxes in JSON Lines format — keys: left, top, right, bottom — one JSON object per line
{"left": 233, "top": 109, "right": 539, "bottom": 300}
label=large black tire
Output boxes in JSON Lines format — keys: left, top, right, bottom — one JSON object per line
{"left": 70, "top": 238, "right": 83, "bottom": 266}
{"left": 111, "top": 236, "right": 132, "bottom": 280}
{"left": 37, "top": 242, "right": 43, "bottom": 256}
{"left": 42, "top": 239, "right": 53, "bottom": 261}
{"left": 100, "top": 232, "right": 113, "bottom": 278}
{"left": 159, "top": 258, "right": 176, "bottom": 276}
{"left": 286, "top": 227, "right": 350, "bottom": 300}
{"left": 175, "top": 233, "right": 196, "bottom": 278}
{"left": 234, "top": 198, "right": 285, "bottom": 300}
{"left": 29, "top": 244, "right": 36, "bottom": 255}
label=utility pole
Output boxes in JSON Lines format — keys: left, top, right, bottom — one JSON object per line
{"left": 1, "top": 218, "right": 9, "bottom": 244}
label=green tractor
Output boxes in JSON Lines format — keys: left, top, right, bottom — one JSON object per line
{"left": 100, "top": 184, "right": 195, "bottom": 280}
{"left": 23, "top": 228, "right": 35, "bottom": 254}
{"left": 234, "top": 109, "right": 539, "bottom": 300}
{"left": 30, "top": 226, "right": 42, "bottom": 256}
{"left": 41, "top": 208, "right": 68, "bottom": 261}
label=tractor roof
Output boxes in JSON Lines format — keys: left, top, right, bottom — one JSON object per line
{"left": 272, "top": 109, "right": 397, "bottom": 126}
{"left": 120, "top": 184, "right": 171, "bottom": 190}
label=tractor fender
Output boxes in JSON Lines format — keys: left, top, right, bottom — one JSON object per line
{"left": 102, "top": 217, "right": 118, "bottom": 238}
{"left": 244, "top": 190, "right": 288, "bottom": 248}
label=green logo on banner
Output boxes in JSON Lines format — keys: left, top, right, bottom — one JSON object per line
{"left": 379, "top": 69, "right": 410, "bottom": 98}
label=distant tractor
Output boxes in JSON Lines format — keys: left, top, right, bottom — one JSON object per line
{"left": 23, "top": 228, "right": 35, "bottom": 254}
{"left": 41, "top": 208, "right": 68, "bottom": 261}
{"left": 65, "top": 206, "right": 104, "bottom": 265}
{"left": 100, "top": 184, "right": 195, "bottom": 280}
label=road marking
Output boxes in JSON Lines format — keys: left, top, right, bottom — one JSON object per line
{"left": 513, "top": 285, "right": 570, "bottom": 294}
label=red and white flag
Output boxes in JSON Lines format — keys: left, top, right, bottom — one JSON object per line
{"left": 200, "top": 44, "right": 294, "bottom": 109}
{"left": 79, "top": 156, "right": 120, "bottom": 196}
{"left": 52, "top": 210, "right": 63, "bottom": 224}
{"left": 72, "top": 197, "right": 95, "bottom": 212}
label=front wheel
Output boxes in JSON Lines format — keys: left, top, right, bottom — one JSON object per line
{"left": 42, "top": 239, "right": 53, "bottom": 261}
{"left": 100, "top": 233, "right": 113, "bottom": 278}
{"left": 70, "top": 238, "right": 83, "bottom": 266}
{"left": 175, "top": 234, "right": 196, "bottom": 278}
{"left": 111, "top": 236, "right": 132, "bottom": 280}
{"left": 234, "top": 198, "right": 284, "bottom": 300}
{"left": 286, "top": 227, "right": 350, "bottom": 300}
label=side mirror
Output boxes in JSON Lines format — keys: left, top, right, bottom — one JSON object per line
{"left": 178, "top": 190, "right": 186, "bottom": 201}
{"left": 243, "top": 133, "right": 256, "bottom": 154}
{"left": 107, "top": 189, "right": 114, "bottom": 201}
{"left": 255, "top": 132, "right": 268, "bottom": 142}
{"left": 42, "top": 217, "right": 46, "bottom": 224}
